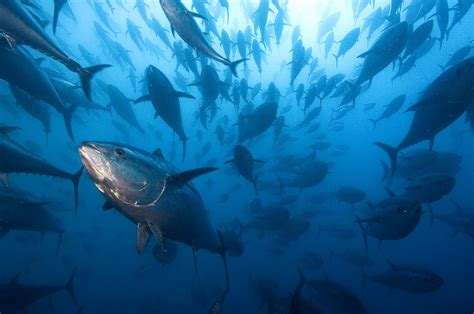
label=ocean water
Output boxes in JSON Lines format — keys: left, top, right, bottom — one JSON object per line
{"left": 0, "top": 0, "right": 473, "bottom": 313}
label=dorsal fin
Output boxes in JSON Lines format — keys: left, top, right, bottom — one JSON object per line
{"left": 102, "top": 201, "right": 114, "bottom": 211}
{"left": 0, "top": 126, "right": 22, "bottom": 137}
{"left": 136, "top": 223, "right": 151, "bottom": 255}
{"left": 167, "top": 167, "right": 218, "bottom": 189}
{"left": 153, "top": 148, "right": 164, "bottom": 159}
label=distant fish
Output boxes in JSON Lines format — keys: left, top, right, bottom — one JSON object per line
{"left": 160, "top": 0, "right": 246, "bottom": 76}
{"left": 375, "top": 58, "right": 474, "bottom": 176}
{"left": 0, "top": 268, "right": 77, "bottom": 313}
{"left": 0, "top": 0, "right": 110, "bottom": 100}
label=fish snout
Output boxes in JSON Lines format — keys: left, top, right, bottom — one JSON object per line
{"left": 78, "top": 142, "right": 108, "bottom": 179}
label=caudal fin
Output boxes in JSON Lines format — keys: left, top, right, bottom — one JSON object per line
{"left": 332, "top": 53, "right": 339, "bottom": 68}
{"left": 79, "top": 64, "right": 111, "bottom": 101}
{"left": 369, "top": 119, "right": 377, "bottom": 129}
{"left": 374, "top": 142, "right": 398, "bottom": 176}
{"left": 53, "top": 0, "right": 67, "bottom": 34}
{"left": 181, "top": 137, "right": 187, "bottom": 162}
{"left": 63, "top": 104, "right": 78, "bottom": 142}
{"left": 70, "top": 167, "right": 84, "bottom": 214}
{"left": 355, "top": 217, "right": 368, "bottom": 253}
{"left": 229, "top": 58, "right": 248, "bottom": 77}
{"left": 65, "top": 267, "right": 77, "bottom": 304}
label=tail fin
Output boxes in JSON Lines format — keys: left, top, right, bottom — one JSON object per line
{"left": 53, "top": 0, "right": 67, "bottom": 34}
{"left": 332, "top": 53, "right": 339, "bottom": 68}
{"left": 228, "top": 58, "right": 248, "bottom": 77}
{"left": 65, "top": 267, "right": 77, "bottom": 304}
{"left": 369, "top": 119, "right": 377, "bottom": 129}
{"left": 79, "top": 64, "right": 111, "bottom": 101}
{"left": 374, "top": 142, "right": 398, "bottom": 176}
{"left": 355, "top": 216, "right": 368, "bottom": 253}
{"left": 70, "top": 167, "right": 84, "bottom": 214}
{"left": 0, "top": 126, "right": 22, "bottom": 138}
{"left": 181, "top": 137, "right": 187, "bottom": 162}
{"left": 63, "top": 104, "right": 78, "bottom": 142}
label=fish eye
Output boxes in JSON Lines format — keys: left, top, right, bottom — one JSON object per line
{"left": 115, "top": 148, "right": 126, "bottom": 159}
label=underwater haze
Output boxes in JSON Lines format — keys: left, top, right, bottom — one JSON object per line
{"left": 0, "top": 0, "right": 473, "bottom": 313}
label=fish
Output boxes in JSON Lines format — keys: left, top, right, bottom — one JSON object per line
{"left": 0, "top": 39, "right": 76, "bottom": 141}
{"left": 225, "top": 145, "right": 264, "bottom": 195}
{"left": 237, "top": 101, "right": 278, "bottom": 143}
{"left": 0, "top": 190, "right": 64, "bottom": 253}
{"left": 357, "top": 194, "right": 422, "bottom": 252}
{"left": 356, "top": 21, "right": 408, "bottom": 87}
{"left": 104, "top": 84, "right": 144, "bottom": 134}
{"left": 307, "top": 276, "right": 367, "bottom": 314}
{"left": 135, "top": 65, "right": 194, "bottom": 160}
{"left": 401, "top": 175, "right": 455, "bottom": 205}
{"left": 367, "top": 260, "right": 443, "bottom": 293}
{"left": 0, "top": 268, "right": 77, "bottom": 313}
{"left": 369, "top": 94, "right": 406, "bottom": 128}
{"left": 9, "top": 85, "right": 52, "bottom": 138}
{"left": 375, "top": 58, "right": 474, "bottom": 175}
{"left": 432, "top": 200, "right": 474, "bottom": 237}
{"left": 402, "top": 20, "right": 433, "bottom": 60}
{"left": 333, "top": 186, "right": 366, "bottom": 206}
{"left": 0, "top": 0, "right": 110, "bottom": 100}
{"left": 160, "top": 0, "right": 246, "bottom": 76}
{"left": 79, "top": 142, "right": 233, "bottom": 287}
{"left": 333, "top": 27, "right": 360, "bottom": 67}
{"left": 0, "top": 134, "right": 83, "bottom": 212}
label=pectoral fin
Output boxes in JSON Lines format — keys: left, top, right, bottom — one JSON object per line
{"left": 134, "top": 94, "right": 151, "bottom": 104}
{"left": 187, "top": 10, "right": 208, "bottom": 21}
{"left": 147, "top": 222, "right": 166, "bottom": 252}
{"left": 102, "top": 201, "right": 114, "bottom": 211}
{"left": 137, "top": 223, "right": 151, "bottom": 254}
{"left": 172, "top": 91, "right": 195, "bottom": 99}
{"left": 153, "top": 148, "right": 165, "bottom": 159}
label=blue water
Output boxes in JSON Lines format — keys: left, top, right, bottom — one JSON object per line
{"left": 1, "top": 0, "right": 473, "bottom": 313}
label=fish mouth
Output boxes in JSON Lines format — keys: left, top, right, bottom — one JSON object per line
{"left": 78, "top": 142, "right": 109, "bottom": 183}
